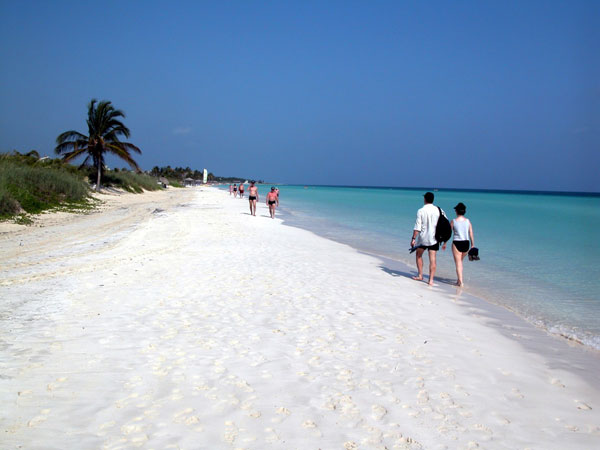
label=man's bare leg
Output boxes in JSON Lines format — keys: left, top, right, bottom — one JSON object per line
{"left": 412, "top": 247, "right": 425, "bottom": 281}
{"left": 428, "top": 250, "right": 437, "bottom": 286}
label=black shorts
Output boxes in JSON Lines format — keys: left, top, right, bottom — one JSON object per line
{"left": 453, "top": 240, "right": 470, "bottom": 253}
{"left": 249, "top": 196, "right": 256, "bottom": 201}
{"left": 420, "top": 243, "right": 439, "bottom": 251}
{"left": 268, "top": 200, "right": 276, "bottom": 205}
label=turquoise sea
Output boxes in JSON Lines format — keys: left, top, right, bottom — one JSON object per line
{"left": 242, "top": 185, "right": 600, "bottom": 350}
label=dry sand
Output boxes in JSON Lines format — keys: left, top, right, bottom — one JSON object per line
{"left": 1, "top": 187, "right": 599, "bottom": 449}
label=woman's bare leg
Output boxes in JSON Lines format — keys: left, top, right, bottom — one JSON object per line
{"left": 452, "top": 243, "right": 464, "bottom": 286}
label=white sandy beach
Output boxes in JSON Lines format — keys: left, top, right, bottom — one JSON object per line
{"left": 1, "top": 187, "right": 599, "bottom": 449}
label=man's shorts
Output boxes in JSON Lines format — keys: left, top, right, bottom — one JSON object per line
{"left": 420, "top": 243, "right": 439, "bottom": 251}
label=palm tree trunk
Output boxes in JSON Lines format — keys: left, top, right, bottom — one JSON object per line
{"left": 96, "top": 163, "right": 102, "bottom": 191}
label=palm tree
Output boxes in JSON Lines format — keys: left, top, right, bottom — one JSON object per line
{"left": 55, "top": 99, "right": 141, "bottom": 191}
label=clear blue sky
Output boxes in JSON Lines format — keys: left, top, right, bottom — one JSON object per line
{"left": 1, "top": 1, "right": 598, "bottom": 192}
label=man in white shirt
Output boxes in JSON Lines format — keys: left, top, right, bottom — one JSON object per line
{"left": 410, "top": 192, "right": 441, "bottom": 286}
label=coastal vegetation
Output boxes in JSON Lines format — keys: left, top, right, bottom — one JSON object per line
{"left": 55, "top": 99, "right": 142, "bottom": 191}
{"left": 102, "top": 170, "right": 162, "bottom": 193}
{"left": 0, "top": 151, "right": 162, "bottom": 221}
{"left": 0, "top": 151, "right": 90, "bottom": 220}
{"left": 0, "top": 150, "right": 241, "bottom": 222}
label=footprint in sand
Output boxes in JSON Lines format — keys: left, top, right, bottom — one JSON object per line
{"left": 550, "top": 378, "right": 565, "bottom": 388}
{"left": 510, "top": 388, "right": 524, "bottom": 399}
{"left": 276, "top": 406, "right": 291, "bottom": 416}
{"left": 121, "top": 422, "right": 146, "bottom": 435}
{"left": 417, "top": 390, "right": 429, "bottom": 404}
{"left": 235, "top": 379, "right": 254, "bottom": 392}
{"left": 471, "top": 423, "right": 493, "bottom": 435}
{"left": 264, "top": 427, "right": 281, "bottom": 443}
{"left": 171, "top": 388, "right": 184, "bottom": 400}
{"left": 362, "top": 425, "right": 385, "bottom": 446}
{"left": 46, "top": 376, "right": 68, "bottom": 391}
{"left": 371, "top": 404, "right": 387, "bottom": 420}
{"left": 575, "top": 400, "right": 592, "bottom": 410}
{"left": 271, "top": 407, "right": 291, "bottom": 424}
{"left": 302, "top": 420, "right": 322, "bottom": 437}
{"left": 223, "top": 421, "right": 239, "bottom": 444}
{"left": 240, "top": 397, "right": 257, "bottom": 411}
{"left": 98, "top": 421, "right": 116, "bottom": 435}
{"left": 454, "top": 384, "right": 470, "bottom": 396}
{"left": 308, "top": 356, "right": 321, "bottom": 367}
{"left": 172, "top": 407, "right": 202, "bottom": 429}
{"left": 28, "top": 409, "right": 50, "bottom": 427}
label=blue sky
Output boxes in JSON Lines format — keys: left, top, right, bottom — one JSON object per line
{"left": 1, "top": 1, "right": 598, "bottom": 192}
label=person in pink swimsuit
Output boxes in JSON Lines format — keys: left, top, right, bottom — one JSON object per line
{"left": 266, "top": 187, "right": 278, "bottom": 219}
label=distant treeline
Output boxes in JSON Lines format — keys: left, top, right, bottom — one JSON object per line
{"left": 150, "top": 165, "right": 211, "bottom": 181}
{"left": 149, "top": 166, "right": 261, "bottom": 184}
{"left": 213, "top": 176, "right": 265, "bottom": 184}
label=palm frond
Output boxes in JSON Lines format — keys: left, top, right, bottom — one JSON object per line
{"left": 56, "top": 130, "right": 88, "bottom": 144}
{"left": 106, "top": 143, "right": 140, "bottom": 170}
{"left": 55, "top": 140, "right": 88, "bottom": 155}
{"left": 119, "top": 142, "right": 142, "bottom": 154}
{"left": 60, "top": 147, "right": 88, "bottom": 162}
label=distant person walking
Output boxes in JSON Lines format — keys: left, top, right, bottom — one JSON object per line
{"left": 233, "top": 183, "right": 238, "bottom": 198}
{"left": 239, "top": 182, "right": 245, "bottom": 198}
{"left": 410, "top": 191, "right": 445, "bottom": 286}
{"left": 248, "top": 181, "right": 259, "bottom": 216}
{"left": 266, "top": 187, "right": 278, "bottom": 219}
{"left": 229, "top": 184, "right": 233, "bottom": 196}
{"left": 442, "top": 202, "right": 475, "bottom": 287}
{"left": 275, "top": 187, "right": 280, "bottom": 205}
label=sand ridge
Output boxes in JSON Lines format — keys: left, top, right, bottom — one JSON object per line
{"left": 1, "top": 187, "right": 599, "bottom": 449}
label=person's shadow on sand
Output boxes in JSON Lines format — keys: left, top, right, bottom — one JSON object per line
{"left": 379, "top": 265, "right": 457, "bottom": 286}
{"left": 379, "top": 265, "right": 413, "bottom": 279}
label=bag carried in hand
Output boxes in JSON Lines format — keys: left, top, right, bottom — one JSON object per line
{"left": 435, "top": 207, "right": 452, "bottom": 243}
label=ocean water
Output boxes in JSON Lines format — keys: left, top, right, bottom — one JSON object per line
{"left": 242, "top": 185, "right": 600, "bottom": 350}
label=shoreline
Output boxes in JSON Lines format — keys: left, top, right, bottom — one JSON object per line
{"left": 275, "top": 210, "right": 600, "bottom": 385}
{"left": 2, "top": 187, "right": 599, "bottom": 448}
{"left": 269, "top": 188, "right": 600, "bottom": 352}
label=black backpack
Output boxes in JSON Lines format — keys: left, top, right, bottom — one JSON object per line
{"left": 435, "top": 207, "right": 452, "bottom": 243}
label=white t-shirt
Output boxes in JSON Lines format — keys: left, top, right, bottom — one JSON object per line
{"left": 414, "top": 203, "right": 442, "bottom": 246}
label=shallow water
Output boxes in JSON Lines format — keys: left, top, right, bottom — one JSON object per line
{"left": 256, "top": 185, "right": 600, "bottom": 350}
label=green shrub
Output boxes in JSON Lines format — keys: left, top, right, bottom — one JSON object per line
{"left": 97, "top": 170, "right": 162, "bottom": 193}
{"left": 0, "top": 159, "right": 89, "bottom": 217}
{"left": 167, "top": 179, "right": 184, "bottom": 188}
{"left": 0, "top": 190, "right": 21, "bottom": 215}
